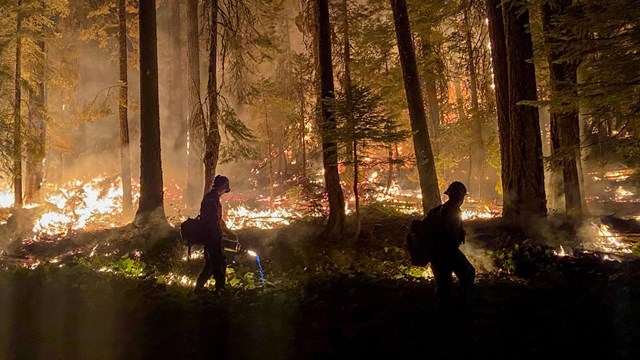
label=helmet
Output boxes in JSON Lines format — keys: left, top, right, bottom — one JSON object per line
{"left": 444, "top": 181, "right": 467, "bottom": 197}
{"left": 213, "top": 175, "right": 231, "bottom": 193}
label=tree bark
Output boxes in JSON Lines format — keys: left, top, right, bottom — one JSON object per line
{"left": 203, "top": 0, "right": 221, "bottom": 193}
{"left": 541, "top": 0, "right": 582, "bottom": 217}
{"left": 25, "top": 20, "right": 46, "bottom": 203}
{"left": 485, "top": 0, "right": 511, "bottom": 214}
{"left": 341, "top": 0, "right": 352, "bottom": 92}
{"left": 300, "top": 90, "right": 307, "bottom": 179}
{"left": 464, "top": 4, "right": 484, "bottom": 197}
{"left": 418, "top": 37, "right": 441, "bottom": 144}
{"left": 342, "top": 0, "right": 361, "bottom": 239}
{"left": 13, "top": 0, "right": 23, "bottom": 208}
{"left": 316, "top": 0, "right": 346, "bottom": 237}
{"left": 185, "top": 0, "right": 205, "bottom": 208}
{"left": 503, "top": 1, "right": 547, "bottom": 220}
{"left": 170, "top": 0, "right": 186, "bottom": 153}
{"left": 423, "top": 76, "right": 440, "bottom": 136}
{"left": 390, "top": 0, "right": 440, "bottom": 214}
{"left": 135, "top": 0, "right": 166, "bottom": 223}
{"left": 118, "top": 0, "right": 133, "bottom": 216}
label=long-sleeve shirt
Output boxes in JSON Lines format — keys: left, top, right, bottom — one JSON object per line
{"left": 200, "top": 191, "right": 223, "bottom": 241}
{"left": 428, "top": 201, "right": 465, "bottom": 254}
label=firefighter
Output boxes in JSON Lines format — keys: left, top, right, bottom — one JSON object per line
{"left": 430, "top": 181, "right": 475, "bottom": 308}
{"left": 195, "top": 175, "right": 237, "bottom": 292}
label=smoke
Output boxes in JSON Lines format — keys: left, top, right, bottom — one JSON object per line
{"left": 460, "top": 242, "right": 496, "bottom": 273}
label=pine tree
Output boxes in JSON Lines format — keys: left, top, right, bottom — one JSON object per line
{"left": 541, "top": 0, "right": 582, "bottom": 217}
{"left": 503, "top": 0, "right": 547, "bottom": 220}
{"left": 118, "top": 0, "right": 133, "bottom": 216}
{"left": 13, "top": 0, "right": 24, "bottom": 208}
{"left": 135, "top": 0, "right": 166, "bottom": 224}
{"left": 390, "top": 0, "right": 441, "bottom": 214}
{"left": 316, "top": 0, "right": 346, "bottom": 238}
{"left": 185, "top": 0, "right": 205, "bottom": 208}
{"left": 486, "top": 0, "right": 511, "bottom": 210}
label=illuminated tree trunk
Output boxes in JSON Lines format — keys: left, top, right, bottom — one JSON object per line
{"left": 316, "top": 0, "right": 346, "bottom": 238}
{"left": 118, "top": 0, "right": 133, "bottom": 216}
{"left": 13, "top": 0, "right": 23, "bottom": 208}
{"left": 185, "top": 0, "right": 205, "bottom": 207}
{"left": 300, "top": 91, "right": 307, "bottom": 179}
{"left": 486, "top": 0, "right": 511, "bottom": 214}
{"left": 25, "top": 9, "right": 46, "bottom": 203}
{"left": 170, "top": 0, "right": 186, "bottom": 153}
{"left": 503, "top": 1, "right": 547, "bottom": 220}
{"left": 135, "top": 0, "right": 166, "bottom": 224}
{"left": 464, "top": 4, "right": 484, "bottom": 198}
{"left": 542, "top": 0, "right": 582, "bottom": 217}
{"left": 385, "top": 145, "right": 394, "bottom": 192}
{"left": 423, "top": 75, "right": 440, "bottom": 136}
{"left": 342, "top": 0, "right": 361, "bottom": 238}
{"left": 417, "top": 34, "right": 443, "bottom": 138}
{"left": 203, "top": 0, "right": 221, "bottom": 193}
{"left": 264, "top": 100, "right": 275, "bottom": 210}
{"left": 390, "top": 0, "right": 441, "bottom": 214}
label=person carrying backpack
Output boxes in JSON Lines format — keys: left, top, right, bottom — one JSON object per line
{"left": 429, "top": 181, "right": 475, "bottom": 308}
{"left": 194, "top": 175, "right": 237, "bottom": 292}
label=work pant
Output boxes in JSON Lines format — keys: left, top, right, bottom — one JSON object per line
{"left": 430, "top": 248, "right": 475, "bottom": 304}
{"left": 195, "top": 238, "right": 226, "bottom": 290}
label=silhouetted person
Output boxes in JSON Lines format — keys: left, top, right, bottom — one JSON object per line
{"left": 195, "top": 175, "right": 236, "bottom": 292}
{"left": 429, "top": 181, "right": 475, "bottom": 308}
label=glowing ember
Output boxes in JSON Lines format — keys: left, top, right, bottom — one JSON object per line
{"left": 554, "top": 245, "right": 569, "bottom": 257}
{"left": 614, "top": 186, "right": 634, "bottom": 200}
{"left": 462, "top": 209, "right": 495, "bottom": 221}
{"left": 588, "top": 223, "right": 632, "bottom": 254}
{"left": 226, "top": 205, "right": 302, "bottom": 230}
{"left": 0, "top": 189, "right": 13, "bottom": 208}
{"left": 162, "top": 272, "right": 196, "bottom": 287}
{"left": 31, "top": 177, "right": 125, "bottom": 236}
{"left": 33, "top": 212, "right": 74, "bottom": 235}
{"left": 604, "top": 169, "right": 634, "bottom": 181}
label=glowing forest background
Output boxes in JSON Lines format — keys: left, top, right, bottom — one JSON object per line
{"left": 1, "top": 0, "right": 640, "bottom": 358}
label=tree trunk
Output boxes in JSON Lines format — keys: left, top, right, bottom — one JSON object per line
{"left": 464, "top": 4, "right": 484, "bottom": 198}
{"left": 316, "top": 0, "right": 346, "bottom": 238}
{"left": 170, "top": 0, "right": 186, "bottom": 153}
{"left": 118, "top": 0, "right": 133, "bottom": 216}
{"left": 503, "top": 1, "right": 547, "bottom": 220}
{"left": 419, "top": 38, "right": 441, "bottom": 141}
{"left": 385, "top": 145, "right": 394, "bottom": 192}
{"left": 541, "top": 0, "right": 582, "bottom": 217}
{"left": 203, "top": 0, "right": 221, "bottom": 193}
{"left": 485, "top": 0, "right": 511, "bottom": 214}
{"left": 423, "top": 76, "right": 440, "bottom": 137}
{"left": 185, "top": 0, "right": 205, "bottom": 208}
{"left": 265, "top": 102, "right": 274, "bottom": 210}
{"left": 390, "top": 0, "right": 440, "bottom": 214}
{"left": 353, "top": 140, "right": 361, "bottom": 239}
{"left": 25, "top": 30, "right": 46, "bottom": 203}
{"left": 548, "top": 109, "right": 564, "bottom": 209}
{"left": 135, "top": 0, "right": 166, "bottom": 224}
{"left": 341, "top": 0, "right": 351, "bottom": 90}
{"left": 343, "top": 0, "right": 361, "bottom": 238}
{"left": 13, "top": 0, "right": 23, "bottom": 208}
{"left": 300, "top": 91, "right": 307, "bottom": 179}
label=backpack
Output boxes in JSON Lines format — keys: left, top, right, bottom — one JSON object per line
{"left": 180, "top": 216, "right": 204, "bottom": 258}
{"left": 406, "top": 205, "right": 443, "bottom": 266}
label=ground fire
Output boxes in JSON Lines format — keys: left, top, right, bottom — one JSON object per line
{"left": 1, "top": 0, "right": 640, "bottom": 358}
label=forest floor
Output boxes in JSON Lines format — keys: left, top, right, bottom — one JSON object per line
{"left": 1, "top": 210, "right": 640, "bottom": 359}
